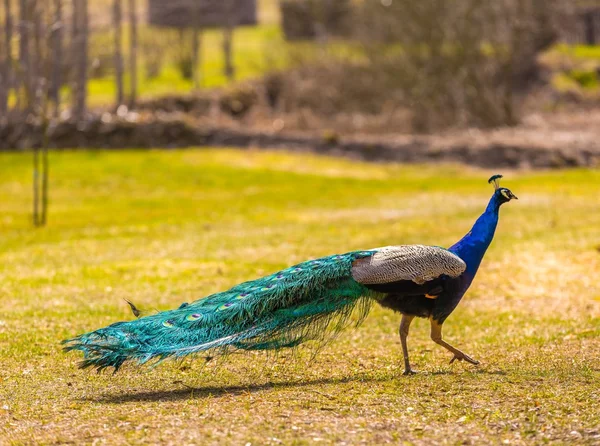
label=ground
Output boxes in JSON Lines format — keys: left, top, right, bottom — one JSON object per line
{"left": 0, "top": 149, "right": 599, "bottom": 445}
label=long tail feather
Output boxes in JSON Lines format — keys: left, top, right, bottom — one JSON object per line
{"left": 63, "top": 250, "right": 379, "bottom": 372}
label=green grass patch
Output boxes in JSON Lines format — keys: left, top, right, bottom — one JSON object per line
{"left": 0, "top": 149, "right": 599, "bottom": 444}
{"left": 71, "top": 0, "right": 286, "bottom": 106}
{"left": 554, "top": 43, "right": 600, "bottom": 61}
{"left": 81, "top": 23, "right": 286, "bottom": 107}
{"left": 543, "top": 43, "right": 600, "bottom": 96}
{"left": 570, "top": 69, "right": 599, "bottom": 89}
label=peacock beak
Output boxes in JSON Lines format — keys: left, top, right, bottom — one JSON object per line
{"left": 510, "top": 192, "right": 518, "bottom": 200}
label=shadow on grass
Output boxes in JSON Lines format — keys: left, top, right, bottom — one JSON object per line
{"left": 430, "top": 369, "right": 508, "bottom": 376}
{"left": 85, "top": 375, "right": 393, "bottom": 404}
{"left": 86, "top": 367, "right": 509, "bottom": 404}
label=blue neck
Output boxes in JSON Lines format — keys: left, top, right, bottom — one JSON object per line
{"left": 449, "top": 194, "right": 501, "bottom": 277}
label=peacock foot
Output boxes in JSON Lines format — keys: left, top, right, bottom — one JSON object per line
{"left": 449, "top": 352, "right": 479, "bottom": 365}
{"left": 403, "top": 368, "right": 418, "bottom": 375}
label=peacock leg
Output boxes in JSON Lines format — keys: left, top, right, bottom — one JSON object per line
{"left": 399, "top": 314, "right": 416, "bottom": 375}
{"left": 429, "top": 318, "right": 479, "bottom": 366}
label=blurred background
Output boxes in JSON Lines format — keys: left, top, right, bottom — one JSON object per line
{"left": 0, "top": 0, "right": 599, "bottom": 160}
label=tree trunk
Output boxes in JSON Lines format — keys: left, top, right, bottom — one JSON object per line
{"left": 190, "top": 1, "right": 202, "bottom": 90}
{"left": 128, "top": 0, "right": 137, "bottom": 107}
{"left": 0, "top": 6, "right": 5, "bottom": 120}
{"left": 33, "top": 112, "right": 50, "bottom": 227}
{"left": 583, "top": 11, "right": 596, "bottom": 45}
{"left": 73, "top": 0, "right": 87, "bottom": 120}
{"left": 223, "top": 28, "right": 234, "bottom": 81}
{"left": 34, "top": 0, "right": 52, "bottom": 227}
{"left": 70, "top": 0, "right": 76, "bottom": 87}
{"left": 33, "top": 138, "right": 39, "bottom": 225}
{"left": 40, "top": 115, "right": 49, "bottom": 226}
{"left": 2, "top": 0, "right": 14, "bottom": 118}
{"left": 50, "top": 0, "right": 63, "bottom": 114}
{"left": 32, "top": 0, "right": 44, "bottom": 112}
{"left": 0, "top": 0, "right": 9, "bottom": 120}
{"left": 71, "top": 0, "right": 80, "bottom": 115}
{"left": 19, "top": 0, "right": 31, "bottom": 112}
{"left": 192, "top": 26, "right": 201, "bottom": 89}
{"left": 223, "top": 0, "right": 236, "bottom": 81}
{"left": 113, "top": 0, "right": 124, "bottom": 107}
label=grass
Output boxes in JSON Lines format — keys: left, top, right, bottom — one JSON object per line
{"left": 1, "top": 149, "right": 599, "bottom": 444}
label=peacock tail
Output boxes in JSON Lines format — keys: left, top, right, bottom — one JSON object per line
{"left": 63, "top": 250, "right": 382, "bottom": 372}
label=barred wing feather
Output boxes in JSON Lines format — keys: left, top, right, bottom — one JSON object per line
{"left": 351, "top": 245, "right": 466, "bottom": 285}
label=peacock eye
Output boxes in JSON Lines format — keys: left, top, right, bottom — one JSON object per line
{"left": 501, "top": 189, "right": 510, "bottom": 199}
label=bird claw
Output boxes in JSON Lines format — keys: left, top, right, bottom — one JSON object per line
{"left": 403, "top": 368, "right": 417, "bottom": 376}
{"left": 449, "top": 352, "right": 479, "bottom": 365}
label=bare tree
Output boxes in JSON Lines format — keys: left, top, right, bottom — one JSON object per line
{"left": 32, "top": 0, "right": 45, "bottom": 112}
{"left": 191, "top": 1, "right": 202, "bottom": 89}
{"left": 49, "top": 0, "right": 63, "bottom": 115}
{"left": 113, "top": 0, "right": 124, "bottom": 107}
{"left": 72, "top": 0, "right": 87, "bottom": 120}
{"left": 32, "top": 0, "right": 55, "bottom": 227}
{"left": 0, "top": 0, "right": 12, "bottom": 120}
{"left": 223, "top": 0, "right": 236, "bottom": 80}
{"left": 37, "top": 101, "right": 50, "bottom": 226}
{"left": 192, "top": 28, "right": 202, "bottom": 89}
{"left": 70, "top": 0, "right": 76, "bottom": 85}
{"left": 128, "top": 0, "right": 137, "bottom": 107}
{"left": 32, "top": 99, "right": 50, "bottom": 227}
{"left": 19, "top": 0, "right": 32, "bottom": 111}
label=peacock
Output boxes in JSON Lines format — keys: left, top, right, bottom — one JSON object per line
{"left": 64, "top": 174, "right": 517, "bottom": 375}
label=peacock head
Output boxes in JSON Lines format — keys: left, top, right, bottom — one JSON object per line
{"left": 488, "top": 174, "right": 518, "bottom": 204}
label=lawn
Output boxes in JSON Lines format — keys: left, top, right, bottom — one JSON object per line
{"left": 0, "top": 149, "right": 599, "bottom": 444}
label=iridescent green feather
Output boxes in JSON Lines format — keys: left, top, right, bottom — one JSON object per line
{"left": 63, "top": 250, "right": 382, "bottom": 372}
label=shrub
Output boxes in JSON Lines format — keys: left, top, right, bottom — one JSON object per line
{"left": 176, "top": 55, "right": 194, "bottom": 81}
{"left": 280, "top": 0, "right": 353, "bottom": 40}
{"left": 277, "top": 0, "right": 573, "bottom": 131}
{"left": 570, "top": 69, "right": 599, "bottom": 89}
{"left": 219, "top": 85, "right": 259, "bottom": 118}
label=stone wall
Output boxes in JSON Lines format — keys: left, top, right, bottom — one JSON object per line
{"left": 1, "top": 116, "right": 598, "bottom": 169}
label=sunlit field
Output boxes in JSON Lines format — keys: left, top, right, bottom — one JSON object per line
{"left": 1, "top": 149, "right": 599, "bottom": 444}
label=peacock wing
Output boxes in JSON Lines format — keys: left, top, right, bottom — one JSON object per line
{"left": 350, "top": 245, "right": 466, "bottom": 288}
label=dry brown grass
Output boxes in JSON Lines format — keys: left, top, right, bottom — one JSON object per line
{"left": 0, "top": 149, "right": 599, "bottom": 445}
